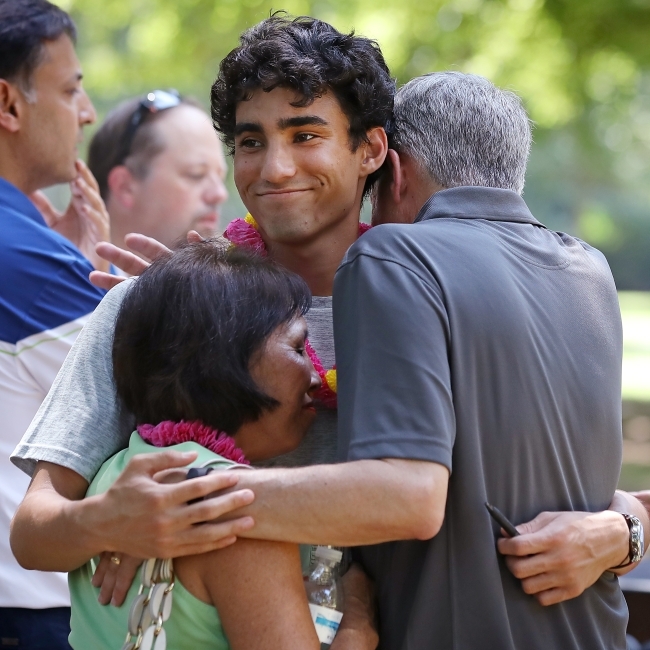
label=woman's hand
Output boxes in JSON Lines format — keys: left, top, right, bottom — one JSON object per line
{"left": 92, "top": 552, "right": 144, "bottom": 606}
{"left": 31, "top": 160, "right": 111, "bottom": 272}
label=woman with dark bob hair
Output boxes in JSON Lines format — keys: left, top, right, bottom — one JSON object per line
{"left": 67, "top": 240, "right": 333, "bottom": 649}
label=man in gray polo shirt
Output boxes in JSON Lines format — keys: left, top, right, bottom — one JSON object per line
{"left": 333, "top": 71, "right": 626, "bottom": 648}
{"left": 193, "top": 72, "right": 635, "bottom": 649}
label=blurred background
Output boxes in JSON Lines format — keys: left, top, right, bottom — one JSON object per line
{"left": 51, "top": 0, "right": 650, "bottom": 487}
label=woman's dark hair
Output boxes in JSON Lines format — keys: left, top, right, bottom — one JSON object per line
{"left": 0, "top": 0, "right": 76, "bottom": 91}
{"left": 211, "top": 14, "right": 395, "bottom": 194}
{"left": 112, "top": 240, "right": 311, "bottom": 434}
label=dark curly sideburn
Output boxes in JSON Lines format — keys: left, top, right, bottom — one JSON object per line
{"left": 112, "top": 241, "right": 311, "bottom": 435}
{"left": 211, "top": 14, "right": 395, "bottom": 179}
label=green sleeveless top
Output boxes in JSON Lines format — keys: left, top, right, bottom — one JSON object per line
{"left": 68, "top": 432, "right": 240, "bottom": 650}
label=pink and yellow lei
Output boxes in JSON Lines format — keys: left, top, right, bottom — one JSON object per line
{"left": 224, "top": 214, "right": 371, "bottom": 410}
{"left": 138, "top": 420, "right": 249, "bottom": 464}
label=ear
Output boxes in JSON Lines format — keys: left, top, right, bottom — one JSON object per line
{"left": 107, "top": 165, "right": 137, "bottom": 209}
{"left": 359, "top": 126, "right": 388, "bottom": 177}
{"left": 0, "top": 79, "right": 24, "bottom": 134}
{"left": 386, "top": 148, "right": 408, "bottom": 205}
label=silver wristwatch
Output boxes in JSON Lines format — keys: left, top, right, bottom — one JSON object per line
{"left": 621, "top": 513, "right": 645, "bottom": 566}
{"left": 623, "top": 514, "right": 645, "bottom": 564}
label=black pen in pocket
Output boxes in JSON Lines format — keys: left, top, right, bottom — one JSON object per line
{"left": 485, "top": 502, "right": 520, "bottom": 538}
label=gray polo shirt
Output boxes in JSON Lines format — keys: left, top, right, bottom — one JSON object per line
{"left": 333, "top": 187, "right": 625, "bottom": 650}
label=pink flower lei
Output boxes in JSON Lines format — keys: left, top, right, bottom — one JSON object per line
{"left": 224, "top": 214, "right": 371, "bottom": 410}
{"left": 138, "top": 420, "right": 249, "bottom": 465}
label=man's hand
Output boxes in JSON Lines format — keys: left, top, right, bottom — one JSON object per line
{"left": 30, "top": 160, "right": 110, "bottom": 272}
{"left": 498, "top": 510, "right": 630, "bottom": 606}
{"left": 95, "top": 451, "right": 256, "bottom": 559}
{"left": 330, "top": 563, "right": 379, "bottom": 650}
{"left": 11, "top": 453, "right": 257, "bottom": 573}
{"left": 89, "top": 230, "right": 204, "bottom": 290}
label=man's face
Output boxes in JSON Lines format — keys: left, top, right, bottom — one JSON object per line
{"left": 129, "top": 105, "right": 228, "bottom": 247}
{"left": 19, "top": 35, "right": 95, "bottom": 189}
{"left": 233, "top": 87, "right": 370, "bottom": 246}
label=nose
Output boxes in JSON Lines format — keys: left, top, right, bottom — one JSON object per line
{"left": 308, "top": 364, "right": 321, "bottom": 394}
{"left": 79, "top": 89, "right": 96, "bottom": 126}
{"left": 203, "top": 172, "right": 228, "bottom": 208}
{"left": 260, "top": 140, "right": 296, "bottom": 185}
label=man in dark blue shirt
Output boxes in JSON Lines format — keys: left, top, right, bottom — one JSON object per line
{"left": 0, "top": 1, "right": 108, "bottom": 647}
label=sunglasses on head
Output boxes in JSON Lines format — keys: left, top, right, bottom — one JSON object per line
{"left": 118, "top": 89, "right": 182, "bottom": 163}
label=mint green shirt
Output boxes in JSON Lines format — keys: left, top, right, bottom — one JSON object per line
{"left": 68, "top": 432, "right": 237, "bottom": 650}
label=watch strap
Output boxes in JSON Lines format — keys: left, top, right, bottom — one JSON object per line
{"left": 611, "top": 513, "right": 644, "bottom": 569}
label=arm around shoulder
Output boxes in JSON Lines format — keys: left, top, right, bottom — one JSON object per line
{"left": 229, "top": 457, "right": 449, "bottom": 547}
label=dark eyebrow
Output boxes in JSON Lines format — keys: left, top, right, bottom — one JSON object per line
{"left": 278, "top": 115, "right": 328, "bottom": 130}
{"left": 234, "top": 122, "right": 263, "bottom": 136}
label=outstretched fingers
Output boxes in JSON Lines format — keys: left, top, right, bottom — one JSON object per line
{"left": 89, "top": 270, "right": 125, "bottom": 290}
{"left": 123, "top": 232, "right": 171, "bottom": 262}
{"left": 162, "top": 517, "right": 256, "bottom": 558}
{"left": 95, "top": 241, "right": 149, "bottom": 277}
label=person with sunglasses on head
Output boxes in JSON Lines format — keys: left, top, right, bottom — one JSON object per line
{"left": 0, "top": 1, "right": 110, "bottom": 647}
{"left": 87, "top": 90, "right": 228, "bottom": 254}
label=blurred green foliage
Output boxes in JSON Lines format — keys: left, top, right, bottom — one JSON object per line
{"left": 54, "top": 0, "right": 650, "bottom": 287}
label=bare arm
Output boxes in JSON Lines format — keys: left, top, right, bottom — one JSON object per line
{"left": 223, "top": 458, "right": 449, "bottom": 546}
{"left": 175, "top": 539, "right": 320, "bottom": 650}
{"left": 498, "top": 490, "right": 650, "bottom": 606}
{"left": 10, "top": 455, "right": 256, "bottom": 573}
{"left": 630, "top": 490, "right": 650, "bottom": 524}
{"left": 330, "top": 564, "right": 379, "bottom": 650}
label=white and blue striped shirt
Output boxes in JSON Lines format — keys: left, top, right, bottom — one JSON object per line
{"left": 0, "top": 177, "right": 105, "bottom": 609}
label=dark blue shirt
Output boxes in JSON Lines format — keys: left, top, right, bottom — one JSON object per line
{"left": 0, "top": 178, "right": 105, "bottom": 345}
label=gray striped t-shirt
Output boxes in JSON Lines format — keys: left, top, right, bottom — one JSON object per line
{"left": 12, "top": 281, "right": 337, "bottom": 480}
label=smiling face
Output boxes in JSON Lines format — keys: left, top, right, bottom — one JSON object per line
{"left": 233, "top": 87, "right": 378, "bottom": 247}
{"left": 233, "top": 316, "right": 320, "bottom": 462}
{"left": 127, "top": 105, "right": 228, "bottom": 247}
{"left": 19, "top": 34, "right": 95, "bottom": 190}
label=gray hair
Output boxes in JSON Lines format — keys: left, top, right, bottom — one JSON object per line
{"left": 391, "top": 72, "right": 532, "bottom": 194}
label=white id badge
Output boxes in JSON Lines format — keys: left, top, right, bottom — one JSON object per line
{"left": 309, "top": 603, "right": 343, "bottom": 644}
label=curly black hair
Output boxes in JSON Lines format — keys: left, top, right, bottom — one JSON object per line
{"left": 211, "top": 14, "right": 395, "bottom": 160}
